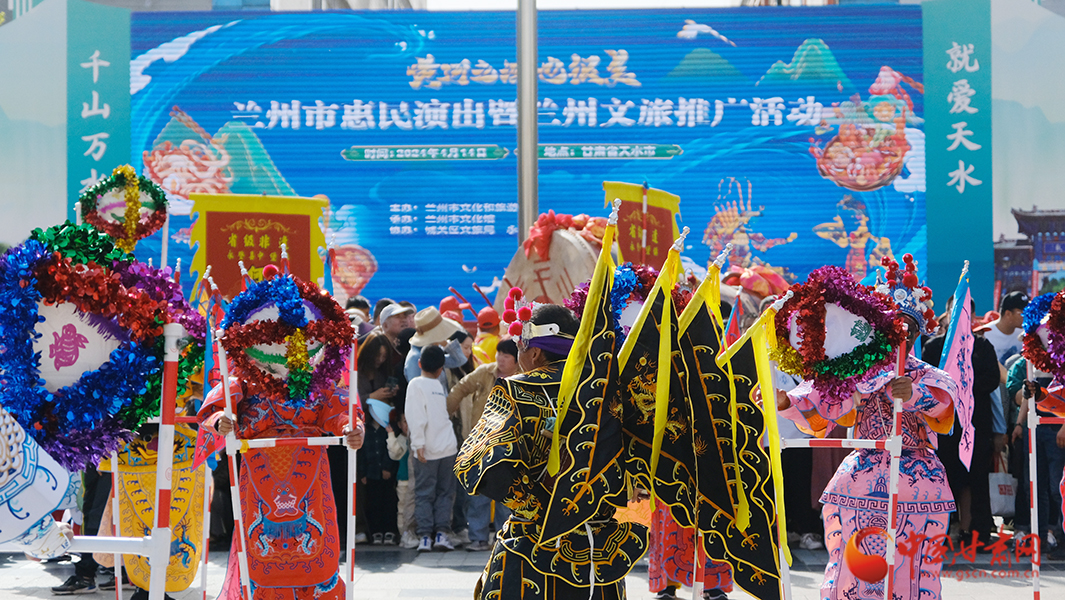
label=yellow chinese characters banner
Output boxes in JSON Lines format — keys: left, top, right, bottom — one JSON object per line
{"left": 189, "top": 194, "right": 327, "bottom": 298}
{"left": 603, "top": 181, "right": 680, "bottom": 272}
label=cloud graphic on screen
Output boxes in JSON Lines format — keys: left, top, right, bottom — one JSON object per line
{"left": 130, "top": 21, "right": 239, "bottom": 95}
{"left": 676, "top": 19, "right": 736, "bottom": 47}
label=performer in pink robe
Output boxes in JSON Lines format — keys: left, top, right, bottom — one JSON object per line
{"left": 779, "top": 261, "right": 960, "bottom": 600}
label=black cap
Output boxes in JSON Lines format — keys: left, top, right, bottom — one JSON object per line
{"left": 1000, "top": 291, "right": 1030, "bottom": 313}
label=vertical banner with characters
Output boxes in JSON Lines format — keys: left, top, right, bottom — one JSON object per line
{"left": 67, "top": 0, "right": 130, "bottom": 223}
{"left": 924, "top": 0, "right": 992, "bottom": 306}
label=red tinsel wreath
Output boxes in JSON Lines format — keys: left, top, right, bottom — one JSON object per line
{"left": 220, "top": 278, "right": 353, "bottom": 401}
{"left": 773, "top": 265, "right": 905, "bottom": 385}
{"left": 35, "top": 253, "right": 164, "bottom": 342}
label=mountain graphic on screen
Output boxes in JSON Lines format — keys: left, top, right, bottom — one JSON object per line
{"left": 666, "top": 48, "right": 747, "bottom": 83}
{"left": 756, "top": 38, "right": 853, "bottom": 90}
{"left": 215, "top": 121, "right": 296, "bottom": 198}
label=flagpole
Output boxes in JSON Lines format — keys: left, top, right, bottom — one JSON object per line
{"left": 516, "top": 0, "right": 538, "bottom": 245}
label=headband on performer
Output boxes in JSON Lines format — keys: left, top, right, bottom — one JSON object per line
{"left": 521, "top": 322, "right": 575, "bottom": 355}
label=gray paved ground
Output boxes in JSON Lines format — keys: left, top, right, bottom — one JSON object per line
{"left": 2, "top": 546, "right": 1062, "bottom": 600}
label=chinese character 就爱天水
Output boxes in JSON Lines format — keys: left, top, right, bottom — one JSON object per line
{"left": 81, "top": 132, "right": 110, "bottom": 161}
{"left": 948, "top": 79, "right": 979, "bottom": 114}
{"left": 947, "top": 159, "right": 982, "bottom": 193}
{"left": 601, "top": 98, "right": 636, "bottom": 127}
{"left": 946, "top": 42, "right": 980, "bottom": 74}
{"left": 80, "top": 50, "right": 110, "bottom": 83}
{"left": 947, "top": 122, "right": 981, "bottom": 151}
{"left": 562, "top": 98, "right": 598, "bottom": 127}
{"left": 81, "top": 91, "right": 110, "bottom": 120}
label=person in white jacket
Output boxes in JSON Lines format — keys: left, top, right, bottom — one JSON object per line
{"left": 405, "top": 345, "right": 459, "bottom": 552}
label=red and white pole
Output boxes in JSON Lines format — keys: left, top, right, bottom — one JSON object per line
{"left": 147, "top": 323, "right": 184, "bottom": 600}
{"left": 883, "top": 339, "right": 906, "bottom": 600}
{"left": 199, "top": 462, "right": 212, "bottom": 600}
{"left": 1027, "top": 360, "right": 1040, "bottom": 600}
{"left": 347, "top": 340, "right": 358, "bottom": 600}
{"left": 218, "top": 337, "right": 253, "bottom": 600}
{"left": 111, "top": 452, "right": 122, "bottom": 600}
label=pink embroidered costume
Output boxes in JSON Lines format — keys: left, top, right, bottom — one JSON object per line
{"left": 200, "top": 381, "right": 356, "bottom": 600}
{"left": 782, "top": 356, "right": 958, "bottom": 600}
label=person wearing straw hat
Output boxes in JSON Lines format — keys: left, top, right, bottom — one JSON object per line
{"left": 403, "top": 307, "right": 469, "bottom": 391}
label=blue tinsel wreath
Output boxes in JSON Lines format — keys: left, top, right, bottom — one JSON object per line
{"left": 222, "top": 274, "right": 307, "bottom": 331}
{"left": 0, "top": 236, "right": 161, "bottom": 471}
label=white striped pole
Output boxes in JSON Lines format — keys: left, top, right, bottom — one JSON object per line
{"left": 883, "top": 342, "right": 907, "bottom": 600}
{"left": 199, "top": 462, "right": 212, "bottom": 600}
{"left": 780, "top": 438, "right": 889, "bottom": 450}
{"left": 218, "top": 339, "right": 253, "bottom": 600}
{"left": 147, "top": 323, "right": 185, "bottom": 600}
{"left": 347, "top": 341, "right": 358, "bottom": 600}
{"left": 74, "top": 202, "right": 82, "bottom": 226}
{"left": 111, "top": 451, "right": 122, "bottom": 600}
{"left": 692, "top": 531, "right": 704, "bottom": 600}
{"left": 1027, "top": 360, "right": 1040, "bottom": 600}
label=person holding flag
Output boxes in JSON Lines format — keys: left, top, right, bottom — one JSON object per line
{"left": 775, "top": 255, "right": 959, "bottom": 600}
{"left": 922, "top": 265, "right": 1000, "bottom": 549}
{"left": 455, "top": 203, "right": 646, "bottom": 600}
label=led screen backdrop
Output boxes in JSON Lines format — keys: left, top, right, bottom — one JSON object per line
{"left": 130, "top": 6, "right": 925, "bottom": 307}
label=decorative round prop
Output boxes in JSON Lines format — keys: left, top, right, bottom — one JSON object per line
{"left": 772, "top": 265, "right": 905, "bottom": 400}
{"left": 843, "top": 527, "right": 892, "bottom": 583}
{"left": 220, "top": 271, "right": 354, "bottom": 403}
{"left": 565, "top": 263, "right": 694, "bottom": 344}
{"left": 0, "top": 222, "right": 205, "bottom": 471}
{"left": 79, "top": 164, "right": 168, "bottom": 253}
{"left": 1022, "top": 291, "right": 1065, "bottom": 382}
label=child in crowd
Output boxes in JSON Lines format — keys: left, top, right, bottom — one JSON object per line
{"left": 358, "top": 403, "right": 400, "bottom": 545}
{"left": 405, "top": 346, "right": 458, "bottom": 552}
{"left": 387, "top": 410, "right": 418, "bottom": 548}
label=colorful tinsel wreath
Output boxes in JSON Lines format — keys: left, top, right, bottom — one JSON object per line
{"left": 771, "top": 265, "right": 905, "bottom": 400}
{"left": 1022, "top": 291, "right": 1065, "bottom": 382}
{"left": 79, "top": 165, "right": 168, "bottom": 253}
{"left": 220, "top": 273, "right": 354, "bottom": 404}
{"left": 0, "top": 222, "right": 204, "bottom": 470}
{"left": 564, "top": 262, "right": 692, "bottom": 345}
